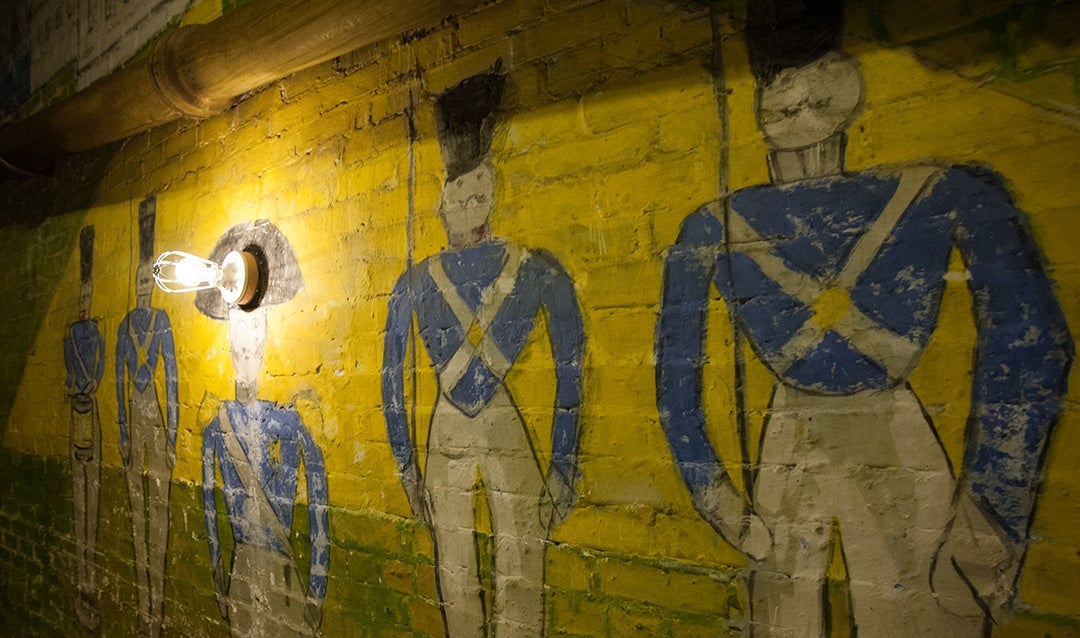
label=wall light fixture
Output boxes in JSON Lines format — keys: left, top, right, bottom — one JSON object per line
{"left": 153, "top": 250, "right": 258, "bottom": 306}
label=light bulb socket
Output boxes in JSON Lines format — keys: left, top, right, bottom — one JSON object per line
{"left": 219, "top": 250, "right": 259, "bottom": 306}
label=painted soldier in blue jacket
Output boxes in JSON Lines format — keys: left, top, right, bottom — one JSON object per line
{"left": 383, "top": 65, "right": 585, "bottom": 637}
{"left": 116, "top": 196, "right": 178, "bottom": 638}
{"left": 65, "top": 225, "right": 104, "bottom": 631}
{"left": 656, "top": 2, "right": 1072, "bottom": 636}
{"left": 196, "top": 221, "right": 329, "bottom": 637}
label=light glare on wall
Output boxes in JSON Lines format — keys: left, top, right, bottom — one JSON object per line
{"left": 153, "top": 250, "right": 258, "bottom": 306}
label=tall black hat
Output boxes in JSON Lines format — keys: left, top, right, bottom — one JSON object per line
{"left": 138, "top": 196, "right": 157, "bottom": 264}
{"left": 746, "top": 0, "right": 845, "bottom": 83}
{"left": 79, "top": 226, "right": 94, "bottom": 284}
{"left": 194, "top": 220, "right": 303, "bottom": 320}
{"left": 434, "top": 60, "right": 505, "bottom": 181}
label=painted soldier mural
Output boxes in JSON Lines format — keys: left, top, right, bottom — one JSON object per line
{"left": 64, "top": 225, "right": 104, "bottom": 631}
{"left": 116, "top": 196, "right": 178, "bottom": 638}
{"left": 382, "top": 65, "right": 585, "bottom": 637}
{"left": 655, "top": 1, "right": 1073, "bottom": 636}
{"left": 197, "top": 221, "right": 329, "bottom": 637}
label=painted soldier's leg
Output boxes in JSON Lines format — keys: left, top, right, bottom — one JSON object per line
{"left": 71, "top": 413, "right": 86, "bottom": 583}
{"left": 70, "top": 407, "right": 90, "bottom": 594}
{"left": 427, "top": 399, "right": 486, "bottom": 638}
{"left": 227, "top": 544, "right": 254, "bottom": 638}
{"left": 85, "top": 405, "right": 102, "bottom": 604}
{"left": 146, "top": 401, "right": 172, "bottom": 635}
{"left": 70, "top": 404, "right": 102, "bottom": 631}
{"left": 751, "top": 474, "right": 831, "bottom": 637}
{"left": 71, "top": 419, "right": 91, "bottom": 624}
{"left": 268, "top": 548, "right": 309, "bottom": 637}
{"left": 126, "top": 405, "right": 152, "bottom": 629}
{"left": 836, "top": 388, "right": 984, "bottom": 638}
{"left": 479, "top": 391, "right": 547, "bottom": 638}
{"left": 229, "top": 543, "right": 284, "bottom": 638}
{"left": 227, "top": 544, "right": 262, "bottom": 638}
{"left": 751, "top": 387, "right": 831, "bottom": 638}
{"left": 228, "top": 544, "right": 307, "bottom": 638}
{"left": 72, "top": 458, "right": 99, "bottom": 630}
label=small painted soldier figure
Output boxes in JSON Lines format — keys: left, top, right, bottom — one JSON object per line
{"left": 116, "top": 197, "right": 178, "bottom": 637}
{"left": 64, "top": 225, "right": 104, "bottom": 631}
{"left": 197, "top": 221, "right": 329, "bottom": 637}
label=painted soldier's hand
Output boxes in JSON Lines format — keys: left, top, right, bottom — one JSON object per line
{"left": 212, "top": 559, "right": 230, "bottom": 620}
{"left": 197, "top": 391, "right": 220, "bottom": 429}
{"left": 541, "top": 469, "right": 576, "bottom": 533}
{"left": 691, "top": 474, "right": 772, "bottom": 561}
{"left": 932, "top": 491, "right": 1019, "bottom": 623}
{"left": 120, "top": 436, "right": 131, "bottom": 467}
{"left": 303, "top": 597, "right": 323, "bottom": 632}
{"left": 400, "top": 464, "right": 431, "bottom": 527}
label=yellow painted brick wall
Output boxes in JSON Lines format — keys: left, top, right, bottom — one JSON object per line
{"left": 1, "top": 0, "right": 1079, "bottom": 636}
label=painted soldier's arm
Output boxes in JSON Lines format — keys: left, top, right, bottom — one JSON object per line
{"left": 201, "top": 420, "right": 229, "bottom": 618}
{"left": 116, "top": 319, "right": 131, "bottom": 459}
{"left": 656, "top": 207, "right": 769, "bottom": 559}
{"left": 942, "top": 165, "right": 1073, "bottom": 611}
{"left": 158, "top": 312, "right": 180, "bottom": 460}
{"left": 298, "top": 425, "right": 330, "bottom": 607}
{"left": 657, "top": 209, "right": 725, "bottom": 493}
{"left": 92, "top": 322, "right": 105, "bottom": 392}
{"left": 381, "top": 269, "right": 427, "bottom": 521}
{"left": 534, "top": 251, "right": 585, "bottom": 517}
{"left": 64, "top": 332, "right": 76, "bottom": 397}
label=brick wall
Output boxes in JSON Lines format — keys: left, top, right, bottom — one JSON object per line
{"left": 1, "top": 0, "right": 1079, "bottom": 636}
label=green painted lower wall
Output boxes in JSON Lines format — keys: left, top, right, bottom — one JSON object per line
{"left": 0, "top": 448, "right": 748, "bottom": 637}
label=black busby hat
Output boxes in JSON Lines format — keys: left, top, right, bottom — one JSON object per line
{"left": 194, "top": 220, "right": 303, "bottom": 320}
{"left": 434, "top": 60, "right": 505, "bottom": 182}
{"left": 79, "top": 226, "right": 94, "bottom": 284}
{"left": 138, "top": 196, "right": 157, "bottom": 264}
{"left": 746, "top": 0, "right": 845, "bottom": 83}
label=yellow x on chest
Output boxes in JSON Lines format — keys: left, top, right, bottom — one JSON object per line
{"left": 467, "top": 321, "right": 486, "bottom": 348}
{"left": 812, "top": 287, "right": 852, "bottom": 330}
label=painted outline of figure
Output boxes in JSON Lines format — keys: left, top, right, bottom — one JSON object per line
{"left": 116, "top": 196, "right": 178, "bottom": 638}
{"left": 65, "top": 225, "right": 103, "bottom": 631}
{"left": 382, "top": 65, "right": 585, "bottom": 637}
{"left": 655, "top": 2, "right": 1073, "bottom": 636}
{"left": 195, "top": 221, "right": 329, "bottom": 637}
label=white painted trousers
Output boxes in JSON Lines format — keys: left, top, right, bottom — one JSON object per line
{"left": 125, "top": 382, "right": 172, "bottom": 635}
{"left": 425, "top": 385, "right": 548, "bottom": 638}
{"left": 750, "top": 384, "right": 985, "bottom": 637}
{"left": 228, "top": 543, "right": 309, "bottom": 638}
{"left": 69, "top": 397, "right": 100, "bottom": 618}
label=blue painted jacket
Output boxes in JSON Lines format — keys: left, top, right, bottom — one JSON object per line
{"left": 202, "top": 400, "right": 330, "bottom": 600}
{"left": 116, "top": 307, "right": 179, "bottom": 451}
{"left": 64, "top": 319, "right": 105, "bottom": 399}
{"left": 657, "top": 164, "right": 1072, "bottom": 544}
{"left": 383, "top": 239, "right": 585, "bottom": 485}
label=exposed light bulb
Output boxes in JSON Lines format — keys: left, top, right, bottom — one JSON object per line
{"left": 153, "top": 250, "right": 258, "bottom": 306}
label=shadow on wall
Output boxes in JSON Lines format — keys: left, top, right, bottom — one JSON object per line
{"left": 0, "top": 144, "right": 117, "bottom": 441}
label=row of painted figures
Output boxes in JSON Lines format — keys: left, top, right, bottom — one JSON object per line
{"left": 61, "top": 8, "right": 1072, "bottom": 638}
{"left": 67, "top": 204, "right": 331, "bottom": 637}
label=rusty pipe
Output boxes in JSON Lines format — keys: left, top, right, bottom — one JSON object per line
{"left": 0, "top": 0, "right": 476, "bottom": 176}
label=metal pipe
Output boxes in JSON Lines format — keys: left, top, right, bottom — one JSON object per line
{"left": 0, "top": 0, "right": 475, "bottom": 176}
